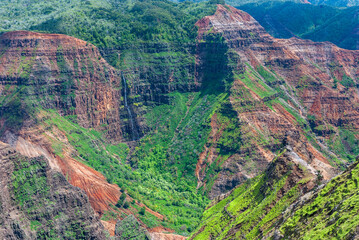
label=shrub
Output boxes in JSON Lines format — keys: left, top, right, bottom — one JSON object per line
{"left": 123, "top": 201, "right": 130, "bottom": 209}
{"left": 116, "top": 193, "right": 126, "bottom": 208}
{"left": 139, "top": 206, "right": 146, "bottom": 215}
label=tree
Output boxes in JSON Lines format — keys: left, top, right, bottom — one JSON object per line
{"left": 116, "top": 193, "right": 126, "bottom": 208}
{"left": 139, "top": 206, "right": 146, "bottom": 215}
{"left": 123, "top": 201, "right": 130, "bottom": 209}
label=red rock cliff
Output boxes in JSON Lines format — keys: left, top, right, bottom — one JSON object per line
{"left": 0, "top": 31, "right": 124, "bottom": 141}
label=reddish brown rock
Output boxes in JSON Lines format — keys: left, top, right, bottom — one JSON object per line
{"left": 0, "top": 31, "right": 125, "bottom": 141}
{"left": 195, "top": 5, "right": 359, "bottom": 197}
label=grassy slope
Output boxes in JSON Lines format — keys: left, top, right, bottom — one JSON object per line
{"left": 192, "top": 154, "right": 359, "bottom": 240}
{"left": 191, "top": 150, "right": 313, "bottom": 240}
{"left": 280, "top": 160, "right": 359, "bottom": 239}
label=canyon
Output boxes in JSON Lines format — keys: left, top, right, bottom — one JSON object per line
{"left": 0, "top": 1, "right": 359, "bottom": 239}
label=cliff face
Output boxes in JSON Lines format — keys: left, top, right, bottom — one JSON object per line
{"left": 0, "top": 141, "right": 106, "bottom": 239}
{"left": 196, "top": 5, "right": 359, "bottom": 128}
{"left": 194, "top": 5, "right": 359, "bottom": 197}
{"left": 0, "top": 31, "right": 169, "bottom": 236}
{"left": 0, "top": 30, "right": 132, "bottom": 141}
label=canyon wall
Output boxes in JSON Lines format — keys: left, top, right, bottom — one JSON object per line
{"left": 194, "top": 4, "right": 359, "bottom": 197}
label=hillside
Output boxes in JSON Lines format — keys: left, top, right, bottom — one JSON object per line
{"left": 190, "top": 4, "right": 359, "bottom": 239}
{"left": 0, "top": 142, "right": 106, "bottom": 239}
{"left": 0, "top": 0, "right": 359, "bottom": 239}
{"left": 191, "top": 148, "right": 359, "bottom": 239}
{"left": 309, "top": 0, "right": 359, "bottom": 7}
{"left": 240, "top": 1, "right": 359, "bottom": 50}
{"left": 170, "top": 0, "right": 359, "bottom": 7}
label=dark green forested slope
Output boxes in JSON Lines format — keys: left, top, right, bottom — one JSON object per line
{"left": 309, "top": 0, "right": 359, "bottom": 7}
{"left": 172, "top": 0, "right": 359, "bottom": 7}
{"left": 239, "top": 1, "right": 359, "bottom": 50}
{"left": 0, "top": 0, "right": 229, "bottom": 48}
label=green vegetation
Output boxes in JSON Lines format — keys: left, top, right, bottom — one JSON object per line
{"left": 192, "top": 153, "right": 359, "bottom": 239}
{"left": 0, "top": 0, "right": 234, "bottom": 235}
{"left": 326, "top": 127, "right": 359, "bottom": 162}
{"left": 12, "top": 156, "right": 50, "bottom": 208}
{"left": 340, "top": 74, "right": 355, "bottom": 88}
{"left": 139, "top": 206, "right": 146, "bottom": 215}
{"left": 0, "top": 0, "right": 217, "bottom": 48}
{"left": 116, "top": 193, "right": 127, "bottom": 208}
{"left": 11, "top": 155, "right": 94, "bottom": 239}
{"left": 235, "top": 70, "right": 276, "bottom": 99}
{"left": 33, "top": 29, "right": 239, "bottom": 234}
{"left": 41, "top": 107, "right": 209, "bottom": 235}
{"left": 115, "top": 215, "right": 149, "bottom": 240}
{"left": 1, "top": 0, "right": 359, "bottom": 238}
{"left": 239, "top": 1, "right": 359, "bottom": 50}
{"left": 280, "top": 160, "right": 359, "bottom": 239}
{"left": 191, "top": 151, "right": 311, "bottom": 239}
{"left": 309, "top": 0, "right": 359, "bottom": 7}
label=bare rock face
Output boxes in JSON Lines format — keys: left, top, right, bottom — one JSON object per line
{"left": 195, "top": 4, "right": 359, "bottom": 197}
{"left": 0, "top": 141, "right": 106, "bottom": 239}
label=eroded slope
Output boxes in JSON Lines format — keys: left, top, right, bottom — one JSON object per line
{"left": 0, "top": 142, "right": 106, "bottom": 239}
{"left": 193, "top": 4, "right": 359, "bottom": 197}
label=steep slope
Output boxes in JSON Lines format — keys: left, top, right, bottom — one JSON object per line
{"left": 239, "top": 2, "right": 359, "bottom": 50}
{"left": 0, "top": 30, "right": 131, "bottom": 141}
{"left": 0, "top": 141, "right": 106, "bottom": 239}
{"left": 169, "top": 0, "right": 358, "bottom": 7}
{"left": 191, "top": 150, "right": 359, "bottom": 239}
{"left": 0, "top": 31, "right": 176, "bottom": 236}
{"left": 309, "top": 0, "right": 359, "bottom": 7}
{"left": 1, "top": 1, "right": 359, "bottom": 238}
{"left": 278, "top": 158, "right": 359, "bottom": 239}
{"left": 228, "top": 0, "right": 359, "bottom": 7}
{"left": 191, "top": 145, "right": 318, "bottom": 240}
{"left": 193, "top": 4, "right": 359, "bottom": 197}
